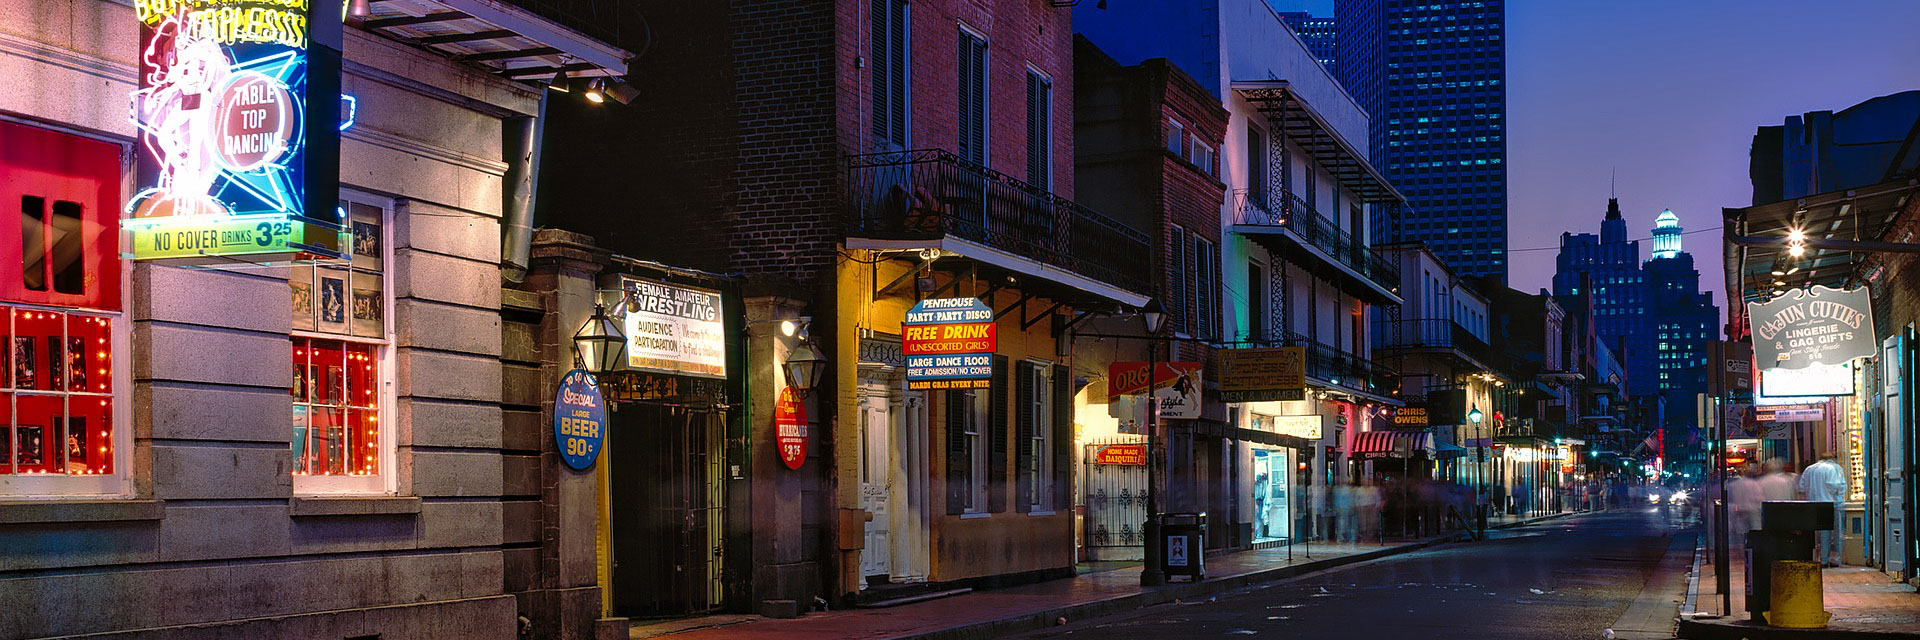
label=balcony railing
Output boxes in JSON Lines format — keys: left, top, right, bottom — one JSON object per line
{"left": 1233, "top": 188, "right": 1399, "bottom": 292}
{"left": 1279, "top": 332, "right": 1398, "bottom": 396}
{"left": 846, "top": 149, "right": 1151, "bottom": 295}
{"left": 1374, "top": 319, "right": 1498, "bottom": 367}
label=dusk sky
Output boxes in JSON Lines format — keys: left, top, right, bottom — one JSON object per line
{"left": 1278, "top": 0, "right": 1920, "bottom": 318}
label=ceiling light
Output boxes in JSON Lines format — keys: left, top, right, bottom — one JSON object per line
{"left": 549, "top": 68, "right": 570, "bottom": 92}
{"left": 1787, "top": 267, "right": 1801, "bottom": 275}
{"left": 584, "top": 78, "right": 606, "bottom": 103}
{"left": 1771, "top": 270, "right": 1785, "bottom": 276}
{"left": 605, "top": 79, "right": 641, "bottom": 104}
{"left": 348, "top": 0, "right": 372, "bottom": 18}
{"left": 1789, "top": 244, "right": 1806, "bottom": 257}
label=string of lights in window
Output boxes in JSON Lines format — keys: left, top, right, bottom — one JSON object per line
{"left": 346, "top": 0, "right": 644, "bottom": 104}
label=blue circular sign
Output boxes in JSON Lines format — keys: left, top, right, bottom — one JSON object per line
{"left": 554, "top": 369, "right": 608, "bottom": 471}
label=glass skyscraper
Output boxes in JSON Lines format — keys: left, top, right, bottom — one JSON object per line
{"left": 1336, "top": 0, "right": 1508, "bottom": 279}
{"left": 1276, "top": 11, "right": 1338, "bottom": 72}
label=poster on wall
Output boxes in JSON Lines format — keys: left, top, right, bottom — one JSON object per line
{"left": 775, "top": 386, "right": 808, "bottom": 470}
{"left": 902, "top": 298, "right": 997, "bottom": 390}
{"left": 620, "top": 277, "right": 728, "bottom": 379}
{"left": 124, "top": 0, "right": 346, "bottom": 263}
{"left": 1747, "top": 285, "right": 1875, "bottom": 370}
{"left": 1108, "top": 362, "right": 1204, "bottom": 420}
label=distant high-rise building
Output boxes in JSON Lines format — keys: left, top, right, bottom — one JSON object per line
{"left": 1553, "top": 200, "right": 1718, "bottom": 447}
{"left": 1336, "top": 0, "right": 1508, "bottom": 279}
{"left": 1276, "top": 11, "right": 1337, "bottom": 71}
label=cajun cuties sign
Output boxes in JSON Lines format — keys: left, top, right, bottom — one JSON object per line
{"left": 126, "top": 0, "right": 346, "bottom": 263}
{"left": 553, "top": 370, "right": 608, "bottom": 471}
{"left": 1747, "top": 285, "right": 1876, "bottom": 370}
{"left": 902, "top": 298, "right": 997, "bottom": 390}
{"left": 775, "top": 386, "right": 808, "bottom": 470}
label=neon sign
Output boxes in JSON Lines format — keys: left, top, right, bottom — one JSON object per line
{"left": 127, "top": 0, "right": 344, "bottom": 263}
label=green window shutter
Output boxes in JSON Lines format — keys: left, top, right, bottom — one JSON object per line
{"left": 988, "top": 354, "right": 1010, "bottom": 513}
{"left": 1015, "top": 361, "right": 1035, "bottom": 513}
{"left": 1051, "top": 364, "right": 1073, "bottom": 512}
{"left": 945, "top": 389, "right": 967, "bottom": 515}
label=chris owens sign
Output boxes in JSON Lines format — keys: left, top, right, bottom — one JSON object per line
{"left": 1748, "top": 285, "right": 1876, "bottom": 369}
{"left": 553, "top": 370, "right": 608, "bottom": 471}
{"left": 125, "top": 0, "right": 346, "bottom": 263}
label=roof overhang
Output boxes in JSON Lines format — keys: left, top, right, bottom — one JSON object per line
{"left": 356, "top": 0, "right": 631, "bottom": 82}
{"left": 847, "top": 236, "right": 1151, "bottom": 309}
{"left": 1724, "top": 178, "right": 1918, "bottom": 307}
{"left": 1233, "top": 81, "right": 1405, "bottom": 204}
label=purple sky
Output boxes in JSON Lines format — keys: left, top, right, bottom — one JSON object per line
{"left": 1276, "top": 0, "right": 1920, "bottom": 316}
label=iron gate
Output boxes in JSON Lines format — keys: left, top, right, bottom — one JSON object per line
{"left": 611, "top": 405, "right": 727, "bottom": 616}
{"left": 1084, "top": 438, "right": 1148, "bottom": 558}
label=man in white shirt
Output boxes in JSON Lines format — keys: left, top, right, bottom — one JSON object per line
{"left": 1798, "top": 452, "right": 1848, "bottom": 567}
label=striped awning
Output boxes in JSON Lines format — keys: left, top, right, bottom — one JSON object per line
{"left": 1353, "top": 431, "right": 1413, "bottom": 459}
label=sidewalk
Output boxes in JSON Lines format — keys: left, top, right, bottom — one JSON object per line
{"left": 1679, "top": 542, "right": 1920, "bottom": 639}
{"left": 630, "top": 510, "right": 1576, "bottom": 640}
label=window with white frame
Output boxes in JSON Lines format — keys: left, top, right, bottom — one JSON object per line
{"left": 289, "top": 196, "right": 393, "bottom": 494}
{"left": 1165, "top": 118, "right": 1185, "bottom": 156}
{"left": 1019, "top": 361, "right": 1054, "bottom": 512}
{"left": 964, "top": 388, "right": 987, "bottom": 512}
{"left": 1190, "top": 140, "right": 1215, "bottom": 177}
{"left": 0, "top": 121, "right": 129, "bottom": 497}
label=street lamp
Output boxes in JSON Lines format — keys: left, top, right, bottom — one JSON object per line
{"left": 1140, "top": 298, "right": 1167, "bottom": 587}
{"left": 572, "top": 303, "right": 625, "bottom": 375}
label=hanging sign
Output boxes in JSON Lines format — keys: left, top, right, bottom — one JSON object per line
{"left": 1269, "top": 415, "right": 1324, "bottom": 440}
{"left": 903, "top": 298, "right": 997, "bottom": 390}
{"left": 1756, "top": 405, "right": 1825, "bottom": 423}
{"left": 553, "top": 370, "right": 607, "bottom": 471}
{"left": 1390, "top": 405, "right": 1430, "bottom": 428}
{"left": 621, "top": 277, "right": 728, "bottom": 379}
{"left": 1747, "top": 285, "right": 1875, "bottom": 369}
{"left": 776, "top": 386, "right": 808, "bottom": 470}
{"left": 1092, "top": 444, "right": 1146, "bottom": 465}
{"left": 126, "top": 0, "right": 346, "bottom": 263}
{"left": 1108, "top": 362, "right": 1204, "bottom": 420}
{"left": 1219, "top": 347, "right": 1305, "bottom": 402}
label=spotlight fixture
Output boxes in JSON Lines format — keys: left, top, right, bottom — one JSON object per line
{"left": 605, "top": 78, "right": 641, "bottom": 105}
{"left": 584, "top": 77, "right": 606, "bottom": 103}
{"left": 1771, "top": 270, "right": 1785, "bottom": 276}
{"left": 1787, "top": 266, "right": 1801, "bottom": 275}
{"left": 1789, "top": 244, "right": 1806, "bottom": 257}
{"left": 348, "top": 0, "right": 372, "bottom": 18}
{"left": 1773, "top": 280, "right": 1787, "bottom": 286}
{"left": 549, "top": 68, "right": 570, "bottom": 92}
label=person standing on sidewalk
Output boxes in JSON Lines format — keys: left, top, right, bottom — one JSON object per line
{"left": 1798, "top": 452, "right": 1847, "bottom": 567}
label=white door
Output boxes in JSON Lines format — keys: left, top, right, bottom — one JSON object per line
{"left": 860, "top": 395, "right": 892, "bottom": 581}
{"left": 1884, "top": 334, "right": 1907, "bottom": 573}
{"left": 892, "top": 393, "right": 931, "bottom": 582}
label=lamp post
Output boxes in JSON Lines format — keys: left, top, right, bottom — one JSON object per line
{"left": 572, "top": 303, "right": 626, "bottom": 375}
{"left": 1139, "top": 299, "right": 1167, "bottom": 587}
{"left": 1469, "top": 404, "right": 1486, "bottom": 529}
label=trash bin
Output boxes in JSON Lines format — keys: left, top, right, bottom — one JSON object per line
{"left": 1746, "top": 501, "right": 1831, "bottom": 622}
{"left": 1160, "top": 512, "right": 1207, "bottom": 582}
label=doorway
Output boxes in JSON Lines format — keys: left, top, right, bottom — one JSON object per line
{"left": 858, "top": 383, "right": 930, "bottom": 586}
{"left": 610, "top": 404, "right": 726, "bottom": 616}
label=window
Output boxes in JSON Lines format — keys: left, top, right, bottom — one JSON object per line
{"left": 290, "top": 197, "right": 392, "bottom": 494}
{"left": 1247, "top": 126, "right": 1268, "bottom": 204}
{"left": 1190, "top": 140, "right": 1215, "bottom": 177}
{"left": 1194, "top": 237, "right": 1219, "bottom": 339}
{"left": 1017, "top": 362, "right": 1053, "bottom": 512}
{"left": 0, "top": 121, "right": 127, "bottom": 497}
{"left": 1168, "top": 225, "right": 1189, "bottom": 334}
{"left": 1025, "top": 69, "right": 1051, "bottom": 189}
{"left": 957, "top": 28, "right": 989, "bottom": 165}
{"left": 870, "top": 0, "right": 910, "bottom": 150}
{"left": 947, "top": 356, "right": 1008, "bottom": 515}
{"left": 1165, "top": 118, "right": 1184, "bottom": 156}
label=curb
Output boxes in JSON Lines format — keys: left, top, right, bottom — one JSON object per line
{"left": 895, "top": 512, "right": 1578, "bottom": 640}
{"left": 1677, "top": 618, "right": 1920, "bottom": 640}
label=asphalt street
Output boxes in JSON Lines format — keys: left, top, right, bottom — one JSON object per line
{"left": 1014, "top": 509, "right": 1696, "bottom": 640}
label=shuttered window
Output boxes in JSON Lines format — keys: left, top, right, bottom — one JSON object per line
{"left": 1025, "top": 70, "right": 1051, "bottom": 189}
{"left": 1016, "top": 361, "right": 1053, "bottom": 513}
{"left": 945, "top": 387, "right": 989, "bottom": 514}
{"left": 957, "top": 29, "right": 989, "bottom": 165}
{"left": 1168, "top": 225, "right": 1188, "bottom": 335}
{"left": 870, "top": 0, "right": 909, "bottom": 149}
{"left": 1195, "top": 237, "right": 1218, "bottom": 340}
{"left": 1247, "top": 126, "right": 1267, "bottom": 205}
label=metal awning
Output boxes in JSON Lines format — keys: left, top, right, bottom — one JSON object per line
{"left": 1234, "top": 82, "right": 1404, "bottom": 204}
{"left": 1723, "top": 178, "right": 1918, "bottom": 307}
{"left": 356, "top": 0, "right": 630, "bottom": 81}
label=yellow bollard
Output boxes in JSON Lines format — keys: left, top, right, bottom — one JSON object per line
{"left": 1763, "top": 560, "right": 1831, "bottom": 629}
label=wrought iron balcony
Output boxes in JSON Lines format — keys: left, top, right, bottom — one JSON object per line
{"left": 1233, "top": 189, "right": 1399, "bottom": 297}
{"left": 846, "top": 149, "right": 1152, "bottom": 296}
{"left": 1279, "top": 332, "right": 1398, "bottom": 397}
{"left": 1374, "top": 319, "right": 1499, "bottom": 370}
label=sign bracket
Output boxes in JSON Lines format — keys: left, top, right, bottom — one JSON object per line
{"left": 995, "top": 291, "right": 1035, "bottom": 321}
{"left": 1022, "top": 301, "right": 1064, "bottom": 330}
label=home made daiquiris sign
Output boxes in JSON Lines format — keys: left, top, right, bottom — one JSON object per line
{"left": 127, "top": 0, "right": 346, "bottom": 263}
{"left": 1747, "top": 285, "right": 1875, "bottom": 369}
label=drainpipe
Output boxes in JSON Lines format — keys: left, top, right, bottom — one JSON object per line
{"left": 502, "top": 91, "right": 548, "bottom": 283}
